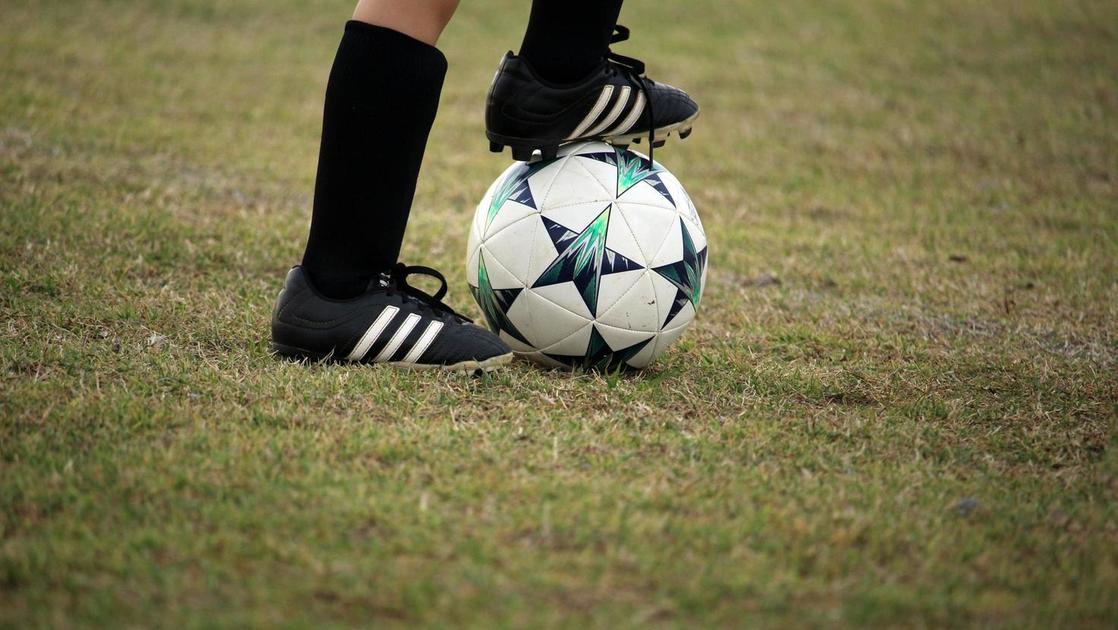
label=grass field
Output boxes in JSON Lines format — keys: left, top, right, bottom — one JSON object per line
{"left": 2, "top": 0, "right": 1117, "bottom": 626}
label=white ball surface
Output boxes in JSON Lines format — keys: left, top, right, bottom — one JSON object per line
{"left": 466, "top": 141, "right": 707, "bottom": 370}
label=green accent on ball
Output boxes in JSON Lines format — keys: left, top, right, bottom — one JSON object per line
{"left": 471, "top": 253, "right": 528, "bottom": 344}
{"left": 533, "top": 205, "right": 613, "bottom": 314}
{"left": 486, "top": 161, "right": 546, "bottom": 227}
{"left": 544, "top": 325, "right": 653, "bottom": 371}
{"left": 578, "top": 149, "right": 676, "bottom": 206}
{"left": 616, "top": 150, "right": 663, "bottom": 197}
{"left": 652, "top": 218, "right": 708, "bottom": 328}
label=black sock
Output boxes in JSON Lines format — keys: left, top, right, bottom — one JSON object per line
{"left": 301, "top": 21, "right": 447, "bottom": 299}
{"left": 518, "top": 0, "right": 624, "bottom": 83}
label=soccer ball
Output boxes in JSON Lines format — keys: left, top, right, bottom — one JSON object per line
{"left": 466, "top": 141, "right": 707, "bottom": 370}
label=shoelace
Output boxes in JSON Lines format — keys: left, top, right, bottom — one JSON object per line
{"left": 606, "top": 25, "right": 656, "bottom": 163}
{"left": 382, "top": 263, "right": 472, "bottom": 323}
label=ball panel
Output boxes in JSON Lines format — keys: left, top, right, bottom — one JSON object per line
{"left": 508, "top": 287, "right": 590, "bottom": 347}
{"left": 681, "top": 212, "right": 707, "bottom": 255}
{"left": 475, "top": 160, "right": 520, "bottom": 231}
{"left": 611, "top": 170, "right": 676, "bottom": 209}
{"left": 595, "top": 271, "right": 661, "bottom": 333}
{"left": 539, "top": 200, "right": 613, "bottom": 236}
{"left": 539, "top": 155, "right": 614, "bottom": 210}
{"left": 625, "top": 341, "right": 657, "bottom": 369}
{"left": 613, "top": 199, "right": 679, "bottom": 266}
{"left": 537, "top": 322, "right": 593, "bottom": 356}
{"left": 480, "top": 213, "right": 543, "bottom": 286}
{"left": 597, "top": 204, "right": 647, "bottom": 267}
{"left": 654, "top": 167, "right": 687, "bottom": 206}
{"left": 649, "top": 271, "right": 691, "bottom": 329}
{"left": 484, "top": 195, "right": 540, "bottom": 240}
{"left": 478, "top": 246, "right": 521, "bottom": 290}
{"left": 522, "top": 217, "right": 570, "bottom": 293}
{"left": 649, "top": 320, "right": 691, "bottom": 361}
{"left": 526, "top": 283, "right": 594, "bottom": 320}
{"left": 465, "top": 245, "right": 481, "bottom": 287}
{"left": 679, "top": 190, "right": 702, "bottom": 226}
{"left": 594, "top": 322, "right": 656, "bottom": 355}
{"left": 501, "top": 330, "right": 537, "bottom": 353}
{"left": 569, "top": 151, "right": 621, "bottom": 198}
{"left": 647, "top": 219, "right": 685, "bottom": 269}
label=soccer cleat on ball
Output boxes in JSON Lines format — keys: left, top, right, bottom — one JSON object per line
{"left": 271, "top": 264, "right": 512, "bottom": 372}
{"left": 466, "top": 141, "right": 708, "bottom": 371}
{"left": 485, "top": 26, "right": 699, "bottom": 163}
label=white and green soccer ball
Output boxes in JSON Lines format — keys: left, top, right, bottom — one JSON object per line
{"left": 466, "top": 141, "right": 708, "bottom": 370}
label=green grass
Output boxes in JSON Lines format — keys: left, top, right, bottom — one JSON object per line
{"left": 2, "top": 0, "right": 1116, "bottom": 626}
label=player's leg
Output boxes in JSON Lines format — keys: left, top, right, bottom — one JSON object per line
{"left": 352, "top": 0, "right": 459, "bottom": 46}
{"left": 302, "top": 0, "right": 459, "bottom": 299}
{"left": 272, "top": 0, "right": 512, "bottom": 372}
{"left": 486, "top": 0, "right": 700, "bottom": 162}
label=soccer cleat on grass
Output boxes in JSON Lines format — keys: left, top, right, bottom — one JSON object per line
{"left": 485, "top": 25, "right": 699, "bottom": 163}
{"left": 271, "top": 264, "right": 512, "bottom": 372}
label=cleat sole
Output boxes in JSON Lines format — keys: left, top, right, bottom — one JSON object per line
{"left": 601, "top": 110, "right": 700, "bottom": 149}
{"left": 272, "top": 342, "right": 513, "bottom": 374}
{"left": 509, "top": 144, "right": 559, "bottom": 164}
{"left": 486, "top": 108, "right": 698, "bottom": 162}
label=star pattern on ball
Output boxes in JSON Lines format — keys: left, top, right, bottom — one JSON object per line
{"left": 652, "top": 218, "right": 708, "bottom": 329}
{"left": 470, "top": 252, "right": 529, "bottom": 344}
{"left": 485, "top": 160, "right": 548, "bottom": 227}
{"left": 532, "top": 204, "right": 642, "bottom": 316}
{"left": 544, "top": 325, "right": 653, "bottom": 371}
{"left": 579, "top": 149, "right": 675, "bottom": 207}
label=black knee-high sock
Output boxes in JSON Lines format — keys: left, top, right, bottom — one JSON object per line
{"left": 518, "top": 0, "right": 623, "bottom": 83}
{"left": 301, "top": 21, "right": 447, "bottom": 299}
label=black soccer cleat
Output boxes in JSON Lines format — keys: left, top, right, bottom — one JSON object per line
{"left": 271, "top": 264, "right": 513, "bottom": 373}
{"left": 485, "top": 25, "right": 699, "bottom": 163}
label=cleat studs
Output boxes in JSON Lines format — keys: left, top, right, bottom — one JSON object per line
{"left": 679, "top": 128, "right": 692, "bottom": 139}
{"left": 510, "top": 146, "right": 536, "bottom": 162}
{"left": 652, "top": 139, "right": 666, "bottom": 148}
{"left": 506, "top": 144, "right": 561, "bottom": 163}
{"left": 489, "top": 140, "right": 503, "bottom": 152}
